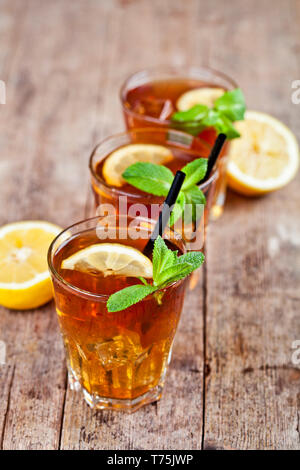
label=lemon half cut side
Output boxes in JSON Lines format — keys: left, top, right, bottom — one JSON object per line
{"left": 226, "top": 111, "right": 299, "bottom": 196}
{"left": 0, "top": 221, "right": 62, "bottom": 310}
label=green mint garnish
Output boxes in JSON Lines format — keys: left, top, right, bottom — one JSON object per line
{"left": 214, "top": 88, "right": 246, "bottom": 121}
{"left": 123, "top": 158, "right": 207, "bottom": 225}
{"left": 184, "top": 185, "right": 206, "bottom": 224}
{"left": 106, "top": 284, "right": 157, "bottom": 313}
{"left": 181, "top": 158, "right": 208, "bottom": 190}
{"left": 171, "top": 88, "right": 246, "bottom": 140}
{"left": 107, "top": 236, "right": 204, "bottom": 312}
{"left": 122, "top": 162, "right": 174, "bottom": 196}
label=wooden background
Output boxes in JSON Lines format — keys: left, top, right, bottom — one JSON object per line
{"left": 0, "top": 0, "right": 299, "bottom": 450}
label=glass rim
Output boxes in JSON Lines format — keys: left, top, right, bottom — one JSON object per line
{"left": 89, "top": 127, "right": 218, "bottom": 199}
{"left": 48, "top": 215, "right": 187, "bottom": 301}
{"left": 119, "top": 64, "right": 238, "bottom": 126}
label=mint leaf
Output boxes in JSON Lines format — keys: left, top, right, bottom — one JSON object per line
{"left": 171, "top": 87, "right": 245, "bottom": 140}
{"left": 202, "top": 111, "right": 240, "bottom": 139}
{"left": 184, "top": 186, "right": 206, "bottom": 223}
{"left": 169, "top": 191, "right": 185, "bottom": 226}
{"left": 177, "top": 251, "right": 205, "bottom": 270}
{"left": 214, "top": 88, "right": 246, "bottom": 121}
{"left": 181, "top": 158, "right": 208, "bottom": 189}
{"left": 152, "top": 236, "right": 204, "bottom": 287}
{"left": 138, "top": 276, "right": 149, "bottom": 286}
{"left": 202, "top": 108, "right": 221, "bottom": 127}
{"left": 184, "top": 186, "right": 206, "bottom": 205}
{"left": 106, "top": 235, "right": 205, "bottom": 312}
{"left": 107, "top": 284, "right": 157, "bottom": 312}
{"left": 155, "top": 262, "right": 194, "bottom": 287}
{"left": 152, "top": 236, "right": 176, "bottom": 284}
{"left": 171, "top": 105, "right": 208, "bottom": 136}
{"left": 172, "top": 121, "right": 205, "bottom": 137}
{"left": 215, "top": 115, "right": 240, "bottom": 139}
{"left": 172, "top": 104, "right": 209, "bottom": 122}
{"left": 123, "top": 159, "right": 207, "bottom": 228}
{"left": 122, "top": 162, "right": 173, "bottom": 196}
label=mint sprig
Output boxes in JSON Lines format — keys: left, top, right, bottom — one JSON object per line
{"left": 122, "top": 158, "right": 207, "bottom": 225}
{"left": 122, "top": 162, "right": 174, "bottom": 196}
{"left": 106, "top": 284, "right": 157, "bottom": 312}
{"left": 106, "top": 236, "right": 204, "bottom": 312}
{"left": 171, "top": 88, "right": 246, "bottom": 140}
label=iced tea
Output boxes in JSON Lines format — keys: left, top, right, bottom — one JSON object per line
{"left": 89, "top": 128, "right": 218, "bottom": 250}
{"left": 48, "top": 216, "right": 188, "bottom": 412}
{"left": 120, "top": 66, "right": 238, "bottom": 218}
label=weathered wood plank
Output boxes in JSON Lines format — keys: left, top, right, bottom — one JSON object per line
{"left": 0, "top": 0, "right": 113, "bottom": 449}
{"left": 204, "top": 0, "right": 300, "bottom": 450}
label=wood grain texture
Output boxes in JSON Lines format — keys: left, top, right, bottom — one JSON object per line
{"left": 203, "top": 0, "right": 300, "bottom": 450}
{"left": 0, "top": 0, "right": 299, "bottom": 450}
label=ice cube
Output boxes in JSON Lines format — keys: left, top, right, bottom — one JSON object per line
{"left": 158, "top": 99, "right": 174, "bottom": 120}
{"left": 133, "top": 98, "right": 174, "bottom": 120}
{"left": 95, "top": 332, "right": 143, "bottom": 370}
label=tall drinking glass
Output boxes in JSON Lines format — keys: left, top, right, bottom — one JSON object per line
{"left": 48, "top": 215, "right": 188, "bottom": 412}
{"left": 120, "top": 66, "right": 238, "bottom": 219}
{"left": 89, "top": 128, "right": 218, "bottom": 251}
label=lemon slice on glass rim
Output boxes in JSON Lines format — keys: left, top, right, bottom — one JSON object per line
{"left": 0, "top": 220, "right": 62, "bottom": 310}
{"left": 102, "top": 144, "right": 173, "bottom": 187}
{"left": 226, "top": 110, "right": 299, "bottom": 196}
{"left": 61, "top": 243, "right": 153, "bottom": 279}
{"left": 176, "top": 87, "right": 225, "bottom": 111}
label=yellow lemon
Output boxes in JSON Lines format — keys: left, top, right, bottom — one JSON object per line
{"left": 102, "top": 144, "right": 173, "bottom": 187}
{"left": 62, "top": 243, "right": 153, "bottom": 278}
{"left": 176, "top": 87, "right": 225, "bottom": 111}
{"left": 0, "top": 221, "right": 61, "bottom": 310}
{"left": 227, "top": 111, "right": 299, "bottom": 196}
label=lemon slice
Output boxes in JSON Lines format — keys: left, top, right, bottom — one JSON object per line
{"left": 227, "top": 110, "right": 299, "bottom": 196}
{"left": 176, "top": 87, "right": 225, "bottom": 111}
{"left": 0, "top": 221, "right": 62, "bottom": 310}
{"left": 102, "top": 144, "right": 173, "bottom": 187}
{"left": 61, "top": 243, "right": 153, "bottom": 278}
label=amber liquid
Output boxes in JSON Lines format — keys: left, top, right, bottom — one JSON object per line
{"left": 123, "top": 78, "right": 230, "bottom": 219}
{"left": 124, "top": 78, "right": 226, "bottom": 146}
{"left": 94, "top": 143, "right": 209, "bottom": 200}
{"left": 92, "top": 141, "right": 215, "bottom": 246}
{"left": 52, "top": 230, "right": 187, "bottom": 401}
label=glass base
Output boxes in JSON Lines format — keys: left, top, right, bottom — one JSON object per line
{"left": 83, "top": 386, "right": 163, "bottom": 413}
{"left": 68, "top": 369, "right": 163, "bottom": 413}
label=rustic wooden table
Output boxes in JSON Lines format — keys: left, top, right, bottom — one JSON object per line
{"left": 0, "top": 0, "right": 299, "bottom": 450}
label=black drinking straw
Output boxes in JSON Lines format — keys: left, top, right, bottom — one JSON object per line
{"left": 200, "top": 133, "right": 227, "bottom": 183}
{"left": 143, "top": 170, "right": 186, "bottom": 256}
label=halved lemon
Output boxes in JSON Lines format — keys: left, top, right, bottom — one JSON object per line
{"left": 0, "top": 221, "right": 62, "bottom": 310}
{"left": 62, "top": 243, "right": 153, "bottom": 278}
{"left": 176, "top": 87, "right": 225, "bottom": 111}
{"left": 227, "top": 110, "right": 299, "bottom": 196}
{"left": 102, "top": 144, "right": 173, "bottom": 187}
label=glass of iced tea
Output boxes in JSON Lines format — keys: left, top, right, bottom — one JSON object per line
{"left": 89, "top": 128, "right": 218, "bottom": 251}
{"left": 120, "top": 66, "right": 238, "bottom": 219}
{"left": 48, "top": 215, "right": 188, "bottom": 412}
